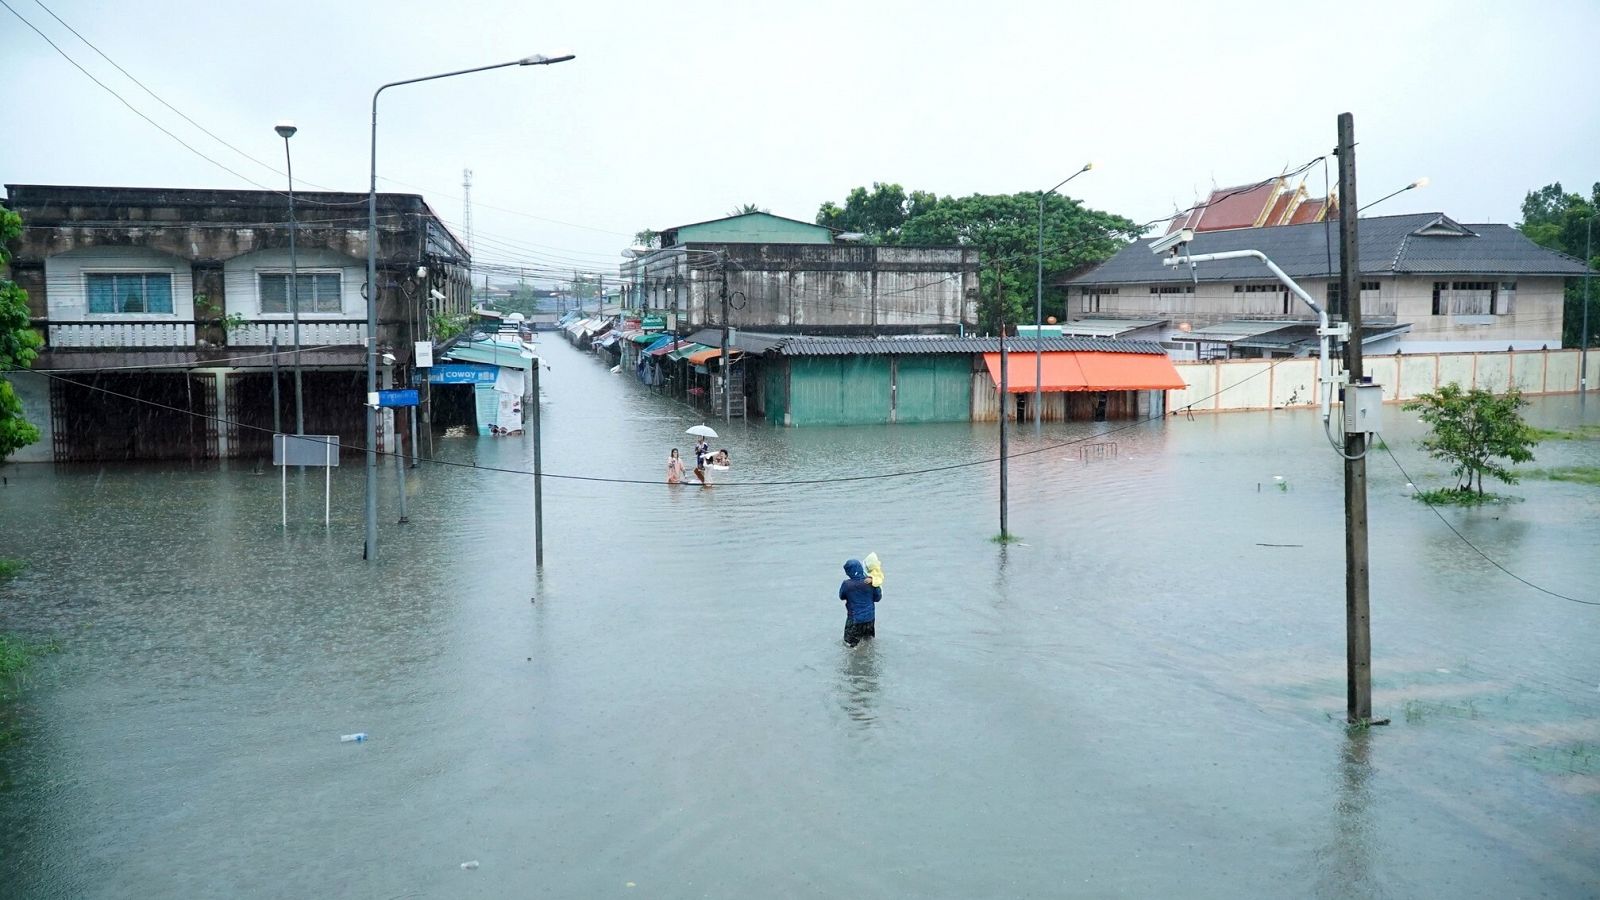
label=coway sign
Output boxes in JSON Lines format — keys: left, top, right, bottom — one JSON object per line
{"left": 425, "top": 363, "right": 500, "bottom": 384}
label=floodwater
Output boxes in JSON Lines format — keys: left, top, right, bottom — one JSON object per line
{"left": 2, "top": 339, "right": 1598, "bottom": 899}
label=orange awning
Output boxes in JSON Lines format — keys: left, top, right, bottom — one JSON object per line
{"left": 686, "top": 347, "right": 741, "bottom": 365}
{"left": 980, "top": 351, "right": 1186, "bottom": 392}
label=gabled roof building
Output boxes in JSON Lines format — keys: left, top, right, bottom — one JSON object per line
{"left": 1066, "top": 212, "right": 1591, "bottom": 356}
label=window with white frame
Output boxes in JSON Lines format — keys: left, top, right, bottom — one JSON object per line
{"left": 1431, "top": 281, "right": 1495, "bottom": 316}
{"left": 259, "top": 271, "right": 343, "bottom": 314}
{"left": 1081, "top": 286, "right": 1117, "bottom": 312}
{"left": 1497, "top": 281, "right": 1517, "bottom": 314}
{"left": 85, "top": 272, "right": 174, "bottom": 314}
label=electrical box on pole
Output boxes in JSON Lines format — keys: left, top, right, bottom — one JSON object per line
{"left": 1342, "top": 383, "right": 1384, "bottom": 435}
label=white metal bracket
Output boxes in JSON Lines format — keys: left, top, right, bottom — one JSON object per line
{"left": 1319, "top": 322, "right": 1351, "bottom": 342}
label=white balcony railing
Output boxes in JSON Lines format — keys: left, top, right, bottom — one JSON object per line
{"left": 47, "top": 321, "right": 196, "bottom": 347}
{"left": 233, "top": 321, "right": 367, "bottom": 347}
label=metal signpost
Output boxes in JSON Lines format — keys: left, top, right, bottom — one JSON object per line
{"left": 376, "top": 390, "right": 419, "bottom": 524}
{"left": 274, "top": 434, "right": 339, "bottom": 527}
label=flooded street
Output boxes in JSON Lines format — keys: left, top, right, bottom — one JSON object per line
{"left": 3, "top": 338, "right": 1598, "bottom": 898}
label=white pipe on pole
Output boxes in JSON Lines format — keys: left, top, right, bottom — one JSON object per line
{"left": 1165, "top": 249, "right": 1334, "bottom": 422}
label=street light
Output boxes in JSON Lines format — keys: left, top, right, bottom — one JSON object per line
{"left": 1035, "top": 162, "right": 1094, "bottom": 428}
{"left": 364, "top": 50, "right": 574, "bottom": 561}
{"left": 1357, "top": 176, "right": 1428, "bottom": 214}
{"left": 275, "top": 120, "right": 305, "bottom": 439}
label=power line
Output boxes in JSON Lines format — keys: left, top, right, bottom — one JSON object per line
{"left": 1377, "top": 441, "right": 1597, "bottom": 606}
{"left": 6, "top": 353, "right": 1290, "bottom": 488}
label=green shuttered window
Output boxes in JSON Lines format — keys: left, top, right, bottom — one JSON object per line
{"left": 260, "top": 272, "right": 342, "bottom": 314}
{"left": 85, "top": 272, "right": 174, "bottom": 313}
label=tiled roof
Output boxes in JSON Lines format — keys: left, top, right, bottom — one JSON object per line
{"left": 1069, "top": 213, "right": 1592, "bottom": 286}
{"left": 1286, "top": 198, "right": 1327, "bottom": 225}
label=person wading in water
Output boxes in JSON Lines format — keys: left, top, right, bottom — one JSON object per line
{"left": 838, "top": 558, "right": 881, "bottom": 647}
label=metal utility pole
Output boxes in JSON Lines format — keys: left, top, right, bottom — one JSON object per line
{"left": 532, "top": 358, "right": 544, "bottom": 567}
{"left": 1034, "top": 163, "right": 1093, "bottom": 430}
{"left": 720, "top": 256, "right": 731, "bottom": 421}
{"left": 275, "top": 122, "right": 306, "bottom": 439}
{"left": 997, "top": 266, "right": 1010, "bottom": 539}
{"left": 362, "top": 51, "right": 574, "bottom": 561}
{"left": 1336, "top": 111, "right": 1375, "bottom": 726}
{"left": 271, "top": 337, "right": 282, "bottom": 434}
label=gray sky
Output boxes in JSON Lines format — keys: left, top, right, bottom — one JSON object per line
{"left": 4, "top": 0, "right": 1597, "bottom": 285}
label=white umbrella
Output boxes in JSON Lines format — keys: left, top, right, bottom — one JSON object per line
{"left": 686, "top": 424, "right": 718, "bottom": 438}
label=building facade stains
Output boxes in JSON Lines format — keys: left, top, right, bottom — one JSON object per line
{"left": 3, "top": 184, "right": 470, "bottom": 462}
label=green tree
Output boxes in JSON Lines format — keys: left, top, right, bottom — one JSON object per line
{"left": 815, "top": 183, "right": 937, "bottom": 242}
{"left": 1, "top": 209, "right": 44, "bottom": 460}
{"left": 1517, "top": 181, "right": 1599, "bottom": 348}
{"left": 632, "top": 229, "right": 660, "bottom": 249}
{"left": 728, "top": 203, "right": 768, "bottom": 216}
{"left": 1403, "top": 383, "right": 1539, "bottom": 495}
{"left": 896, "top": 192, "right": 1137, "bottom": 332}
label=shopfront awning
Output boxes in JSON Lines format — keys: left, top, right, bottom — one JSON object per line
{"left": 685, "top": 347, "right": 741, "bottom": 365}
{"left": 649, "top": 339, "right": 692, "bottom": 357}
{"left": 669, "top": 342, "right": 714, "bottom": 361}
{"left": 980, "top": 351, "right": 1186, "bottom": 392}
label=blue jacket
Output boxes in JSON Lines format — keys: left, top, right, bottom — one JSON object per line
{"left": 839, "top": 559, "right": 881, "bottom": 623}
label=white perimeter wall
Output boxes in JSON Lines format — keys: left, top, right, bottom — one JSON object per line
{"left": 1169, "top": 348, "right": 1599, "bottom": 413}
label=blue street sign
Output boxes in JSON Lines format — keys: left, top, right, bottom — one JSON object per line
{"left": 425, "top": 363, "right": 500, "bottom": 384}
{"left": 377, "top": 389, "right": 420, "bottom": 408}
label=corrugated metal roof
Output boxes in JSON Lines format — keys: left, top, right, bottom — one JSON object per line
{"left": 1058, "top": 318, "right": 1165, "bottom": 337}
{"left": 1069, "top": 212, "right": 1592, "bottom": 286}
{"left": 772, "top": 336, "right": 1167, "bottom": 356}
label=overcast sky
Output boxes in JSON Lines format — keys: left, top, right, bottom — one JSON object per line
{"left": 4, "top": 0, "right": 1597, "bottom": 285}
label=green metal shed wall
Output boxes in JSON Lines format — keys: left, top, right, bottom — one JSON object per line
{"left": 893, "top": 355, "right": 972, "bottom": 423}
{"left": 786, "top": 356, "right": 892, "bottom": 426}
{"left": 763, "top": 361, "right": 789, "bottom": 424}
{"left": 676, "top": 213, "right": 832, "bottom": 245}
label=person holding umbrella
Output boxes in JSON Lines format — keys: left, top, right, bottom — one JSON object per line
{"left": 686, "top": 424, "right": 718, "bottom": 488}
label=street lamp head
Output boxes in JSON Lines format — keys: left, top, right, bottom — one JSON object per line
{"left": 1082, "top": 162, "right": 1095, "bottom": 172}
{"left": 520, "top": 51, "right": 575, "bottom": 66}
{"left": 274, "top": 120, "right": 298, "bottom": 139}
{"left": 1409, "top": 176, "right": 1430, "bottom": 190}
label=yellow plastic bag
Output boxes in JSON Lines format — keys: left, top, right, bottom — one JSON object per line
{"left": 863, "top": 552, "right": 884, "bottom": 588}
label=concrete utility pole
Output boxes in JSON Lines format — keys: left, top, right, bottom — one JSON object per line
{"left": 1582, "top": 216, "right": 1592, "bottom": 405}
{"left": 532, "top": 357, "right": 543, "bottom": 567}
{"left": 997, "top": 266, "right": 1010, "bottom": 539}
{"left": 1336, "top": 112, "right": 1376, "bottom": 726}
{"left": 720, "top": 256, "right": 731, "bottom": 421}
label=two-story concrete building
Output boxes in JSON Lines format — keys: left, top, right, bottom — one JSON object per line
{"left": 3, "top": 184, "right": 470, "bottom": 462}
{"left": 1063, "top": 212, "right": 1590, "bottom": 358}
{"left": 620, "top": 211, "right": 980, "bottom": 335}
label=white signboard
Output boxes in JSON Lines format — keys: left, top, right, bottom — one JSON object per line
{"left": 414, "top": 340, "right": 434, "bottom": 368}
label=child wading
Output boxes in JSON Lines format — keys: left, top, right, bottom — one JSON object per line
{"left": 838, "top": 558, "right": 881, "bottom": 646}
